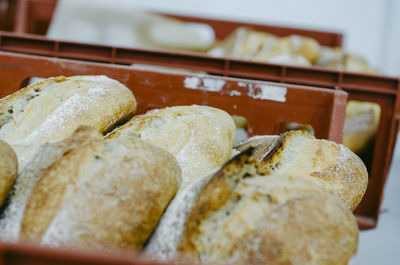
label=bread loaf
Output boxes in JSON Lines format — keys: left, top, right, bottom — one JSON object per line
{"left": 0, "top": 126, "right": 103, "bottom": 241}
{"left": 210, "top": 27, "right": 378, "bottom": 74}
{"left": 107, "top": 105, "right": 235, "bottom": 189}
{"left": 147, "top": 146, "right": 358, "bottom": 265}
{"left": 0, "top": 75, "right": 136, "bottom": 170}
{"left": 343, "top": 100, "right": 380, "bottom": 155}
{"left": 16, "top": 126, "right": 181, "bottom": 250}
{"left": 209, "top": 27, "right": 320, "bottom": 67}
{"left": 236, "top": 130, "right": 368, "bottom": 210}
{"left": 0, "top": 140, "right": 18, "bottom": 206}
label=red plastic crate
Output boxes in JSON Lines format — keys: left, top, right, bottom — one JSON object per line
{"left": 0, "top": 32, "right": 398, "bottom": 230}
{"left": 0, "top": 51, "right": 346, "bottom": 140}
{"left": 11, "top": 0, "right": 343, "bottom": 47}
{"left": 0, "top": 241, "right": 174, "bottom": 265}
{"left": 0, "top": 50, "right": 348, "bottom": 265}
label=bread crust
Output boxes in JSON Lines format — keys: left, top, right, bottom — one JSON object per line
{"left": 237, "top": 131, "right": 368, "bottom": 210}
{"left": 0, "top": 140, "right": 18, "bottom": 206}
{"left": 0, "top": 75, "right": 136, "bottom": 170}
{"left": 147, "top": 131, "right": 364, "bottom": 264}
{"left": 177, "top": 148, "right": 358, "bottom": 265}
{"left": 107, "top": 105, "right": 235, "bottom": 189}
{"left": 21, "top": 127, "right": 104, "bottom": 240}
{"left": 0, "top": 126, "right": 103, "bottom": 241}
{"left": 20, "top": 126, "right": 181, "bottom": 250}
{"left": 343, "top": 100, "right": 380, "bottom": 154}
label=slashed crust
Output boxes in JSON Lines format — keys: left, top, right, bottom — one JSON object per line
{"left": 19, "top": 126, "right": 181, "bottom": 250}
{"left": 177, "top": 146, "right": 358, "bottom": 265}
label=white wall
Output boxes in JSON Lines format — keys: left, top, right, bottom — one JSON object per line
{"left": 120, "top": 0, "right": 399, "bottom": 76}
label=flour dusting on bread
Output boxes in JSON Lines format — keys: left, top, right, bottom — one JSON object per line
{"left": 0, "top": 75, "right": 136, "bottom": 170}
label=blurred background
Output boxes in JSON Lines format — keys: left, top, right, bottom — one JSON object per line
{"left": 0, "top": 0, "right": 399, "bottom": 264}
{"left": 1, "top": 0, "right": 399, "bottom": 75}
{"left": 101, "top": 0, "right": 400, "bottom": 76}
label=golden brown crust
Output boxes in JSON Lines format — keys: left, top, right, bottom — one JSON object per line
{"left": 308, "top": 141, "right": 368, "bottom": 210}
{"left": 223, "top": 191, "right": 357, "bottom": 265}
{"left": 177, "top": 149, "right": 358, "bottom": 265}
{"left": 178, "top": 148, "right": 261, "bottom": 254}
{"left": 147, "top": 131, "right": 364, "bottom": 263}
{"left": 20, "top": 126, "right": 181, "bottom": 250}
{"left": 0, "top": 140, "right": 18, "bottom": 205}
{"left": 0, "top": 75, "right": 137, "bottom": 170}
{"left": 239, "top": 130, "right": 368, "bottom": 210}
{"left": 107, "top": 105, "right": 235, "bottom": 189}
{"left": 21, "top": 127, "right": 104, "bottom": 240}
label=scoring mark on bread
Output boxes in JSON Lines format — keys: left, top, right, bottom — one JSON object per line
{"left": 179, "top": 147, "right": 267, "bottom": 248}
{"left": 177, "top": 145, "right": 289, "bottom": 261}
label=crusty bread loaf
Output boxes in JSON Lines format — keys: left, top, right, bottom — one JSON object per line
{"left": 236, "top": 131, "right": 368, "bottom": 210}
{"left": 0, "top": 75, "right": 136, "bottom": 170}
{"left": 16, "top": 126, "right": 180, "bottom": 250}
{"left": 147, "top": 146, "right": 358, "bottom": 265}
{"left": 343, "top": 100, "right": 381, "bottom": 155}
{"left": 0, "top": 140, "right": 18, "bottom": 206}
{"left": 106, "top": 105, "right": 235, "bottom": 189}
{"left": 180, "top": 176, "right": 358, "bottom": 265}
{"left": 0, "top": 126, "right": 103, "bottom": 241}
{"left": 0, "top": 126, "right": 181, "bottom": 247}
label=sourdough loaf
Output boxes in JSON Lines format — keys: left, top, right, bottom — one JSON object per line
{"left": 236, "top": 131, "right": 368, "bottom": 210}
{"left": 0, "top": 75, "right": 136, "bottom": 170}
{"left": 106, "top": 105, "right": 235, "bottom": 189}
{"left": 0, "top": 140, "right": 18, "bottom": 206}
{"left": 1, "top": 126, "right": 181, "bottom": 248}
{"left": 147, "top": 146, "right": 359, "bottom": 265}
{"left": 0, "top": 126, "right": 103, "bottom": 241}
{"left": 17, "top": 126, "right": 181, "bottom": 250}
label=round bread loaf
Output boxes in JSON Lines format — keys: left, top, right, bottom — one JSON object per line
{"left": 180, "top": 175, "right": 358, "bottom": 265}
{"left": 235, "top": 130, "right": 368, "bottom": 210}
{"left": 343, "top": 100, "right": 380, "bottom": 155}
{"left": 106, "top": 105, "right": 235, "bottom": 189}
{"left": 0, "top": 140, "right": 18, "bottom": 206}
{"left": 0, "top": 75, "right": 137, "bottom": 170}
{"left": 19, "top": 126, "right": 181, "bottom": 250}
{"left": 146, "top": 147, "right": 358, "bottom": 265}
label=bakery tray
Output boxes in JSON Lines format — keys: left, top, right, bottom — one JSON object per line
{"left": 11, "top": 0, "right": 342, "bottom": 47}
{"left": 0, "top": 241, "right": 171, "bottom": 265}
{"left": 0, "top": 50, "right": 348, "bottom": 265}
{"left": 0, "top": 32, "right": 398, "bottom": 229}
{"left": 0, "top": 51, "right": 346, "bottom": 140}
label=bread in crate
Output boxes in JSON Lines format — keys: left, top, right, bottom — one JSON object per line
{"left": 106, "top": 105, "right": 236, "bottom": 190}
{"left": 235, "top": 131, "right": 368, "bottom": 211}
{"left": 0, "top": 75, "right": 137, "bottom": 170}
{"left": 19, "top": 126, "right": 181, "bottom": 250}
{"left": 146, "top": 131, "right": 368, "bottom": 265}
{"left": 343, "top": 100, "right": 381, "bottom": 155}
{"left": 0, "top": 74, "right": 368, "bottom": 265}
